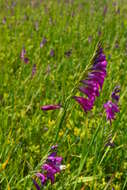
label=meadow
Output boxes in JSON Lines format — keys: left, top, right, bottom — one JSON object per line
{"left": 0, "top": 0, "right": 127, "bottom": 189}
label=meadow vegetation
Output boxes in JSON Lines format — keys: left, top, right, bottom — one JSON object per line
{"left": 0, "top": 0, "right": 127, "bottom": 189}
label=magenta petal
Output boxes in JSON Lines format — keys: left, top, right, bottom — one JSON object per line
{"left": 79, "top": 86, "right": 96, "bottom": 100}
{"left": 33, "top": 179, "right": 41, "bottom": 190}
{"left": 36, "top": 173, "right": 46, "bottom": 186}
{"left": 94, "top": 54, "right": 106, "bottom": 63}
{"left": 91, "top": 70, "right": 106, "bottom": 77}
{"left": 42, "top": 164, "right": 57, "bottom": 174}
{"left": 96, "top": 46, "right": 103, "bottom": 54}
{"left": 73, "top": 96, "right": 93, "bottom": 112}
{"left": 91, "top": 63, "right": 107, "bottom": 73}
{"left": 81, "top": 80, "right": 100, "bottom": 89}
{"left": 41, "top": 104, "right": 61, "bottom": 111}
{"left": 88, "top": 72, "right": 105, "bottom": 79}
{"left": 87, "top": 75, "right": 104, "bottom": 89}
{"left": 47, "top": 172, "right": 55, "bottom": 184}
{"left": 49, "top": 152, "right": 57, "bottom": 157}
{"left": 79, "top": 86, "right": 99, "bottom": 97}
{"left": 48, "top": 156, "right": 63, "bottom": 165}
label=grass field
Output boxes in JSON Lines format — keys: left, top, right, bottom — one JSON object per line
{"left": 0, "top": 0, "right": 127, "bottom": 189}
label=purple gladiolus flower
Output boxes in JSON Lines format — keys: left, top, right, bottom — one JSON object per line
{"left": 32, "top": 64, "right": 36, "bottom": 78}
{"left": 64, "top": 49, "right": 72, "bottom": 57}
{"left": 33, "top": 145, "right": 64, "bottom": 189}
{"left": 98, "top": 29, "right": 102, "bottom": 37}
{"left": 40, "top": 37, "right": 47, "bottom": 48}
{"left": 42, "top": 163, "right": 59, "bottom": 174}
{"left": 103, "top": 5, "right": 108, "bottom": 16}
{"left": 50, "top": 49, "right": 55, "bottom": 57}
{"left": 47, "top": 156, "right": 63, "bottom": 165}
{"left": 51, "top": 144, "right": 58, "bottom": 150}
{"left": 104, "top": 86, "right": 120, "bottom": 124}
{"left": 41, "top": 104, "right": 61, "bottom": 111}
{"left": 105, "top": 140, "right": 115, "bottom": 148}
{"left": 20, "top": 48, "right": 29, "bottom": 64}
{"left": 36, "top": 173, "right": 46, "bottom": 186}
{"left": 2, "top": 17, "right": 6, "bottom": 24}
{"left": 111, "top": 86, "right": 120, "bottom": 102}
{"left": 20, "top": 48, "right": 26, "bottom": 60}
{"left": 74, "top": 43, "right": 107, "bottom": 112}
{"left": 104, "top": 101, "right": 120, "bottom": 124}
{"left": 24, "top": 57, "right": 29, "bottom": 64}
{"left": 49, "top": 151, "right": 57, "bottom": 157}
{"left": 33, "top": 179, "right": 41, "bottom": 190}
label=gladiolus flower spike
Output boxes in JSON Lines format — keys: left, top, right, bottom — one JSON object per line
{"left": 33, "top": 145, "right": 65, "bottom": 189}
{"left": 73, "top": 43, "right": 107, "bottom": 112}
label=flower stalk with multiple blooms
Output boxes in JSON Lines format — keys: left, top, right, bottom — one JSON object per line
{"left": 73, "top": 43, "right": 107, "bottom": 112}
{"left": 33, "top": 145, "right": 65, "bottom": 190}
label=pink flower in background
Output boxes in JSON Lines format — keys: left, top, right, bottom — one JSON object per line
{"left": 32, "top": 64, "right": 36, "bottom": 78}
{"left": 40, "top": 37, "right": 47, "bottom": 48}
{"left": 20, "top": 47, "right": 29, "bottom": 64}
{"left": 50, "top": 49, "right": 55, "bottom": 57}
{"left": 41, "top": 104, "right": 61, "bottom": 111}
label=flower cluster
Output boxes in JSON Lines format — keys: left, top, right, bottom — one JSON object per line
{"left": 104, "top": 86, "right": 120, "bottom": 124}
{"left": 33, "top": 145, "right": 64, "bottom": 190}
{"left": 74, "top": 44, "right": 107, "bottom": 112}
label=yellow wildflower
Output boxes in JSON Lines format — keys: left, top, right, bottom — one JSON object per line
{"left": 74, "top": 127, "right": 80, "bottom": 136}
{"left": 59, "top": 130, "right": 64, "bottom": 137}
